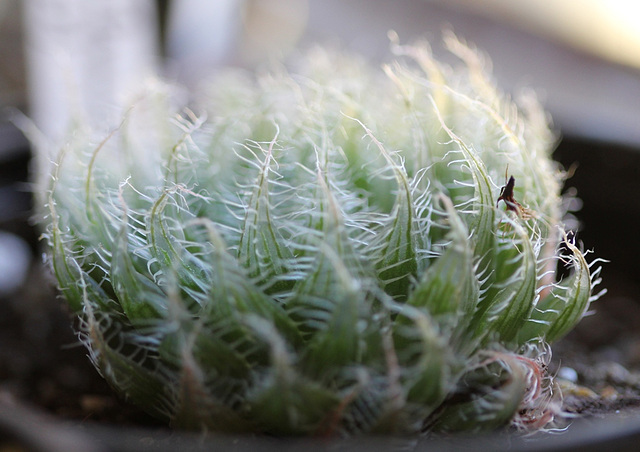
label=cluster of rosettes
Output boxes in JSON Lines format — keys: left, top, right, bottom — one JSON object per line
{"left": 42, "top": 34, "right": 602, "bottom": 435}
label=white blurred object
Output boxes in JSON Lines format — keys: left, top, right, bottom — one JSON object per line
{"left": 23, "top": 0, "right": 159, "bottom": 147}
{"left": 166, "top": 0, "right": 308, "bottom": 86}
{"left": 557, "top": 366, "right": 579, "bottom": 383}
{"left": 446, "top": 0, "right": 640, "bottom": 71}
{"left": 239, "top": 0, "right": 308, "bottom": 64}
{"left": 0, "top": 231, "right": 31, "bottom": 297}
{"left": 166, "top": 0, "right": 243, "bottom": 86}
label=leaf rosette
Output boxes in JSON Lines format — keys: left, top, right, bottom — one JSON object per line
{"left": 41, "top": 34, "right": 604, "bottom": 435}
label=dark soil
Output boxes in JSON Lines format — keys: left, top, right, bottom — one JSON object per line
{"left": 0, "top": 262, "right": 162, "bottom": 427}
{"left": 550, "top": 137, "right": 640, "bottom": 416}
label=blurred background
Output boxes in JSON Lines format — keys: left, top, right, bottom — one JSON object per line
{"left": 1, "top": 0, "right": 640, "bottom": 435}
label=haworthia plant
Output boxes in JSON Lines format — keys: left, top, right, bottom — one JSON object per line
{"left": 40, "top": 34, "right": 603, "bottom": 435}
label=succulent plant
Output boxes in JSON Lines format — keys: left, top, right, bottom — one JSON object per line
{"left": 41, "top": 34, "right": 603, "bottom": 435}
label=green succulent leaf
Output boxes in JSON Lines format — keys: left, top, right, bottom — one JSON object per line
{"left": 474, "top": 220, "right": 537, "bottom": 345}
{"left": 409, "top": 196, "right": 477, "bottom": 316}
{"left": 392, "top": 305, "right": 453, "bottom": 410}
{"left": 351, "top": 118, "right": 422, "bottom": 302}
{"left": 237, "top": 130, "right": 296, "bottom": 295}
{"left": 244, "top": 315, "right": 340, "bottom": 435}
{"left": 430, "top": 98, "right": 496, "bottom": 265}
{"left": 429, "top": 352, "right": 528, "bottom": 433}
{"left": 287, "top": 173, "right": 373, "bottom": 379}
{"left": 517, "top": 239, "right": 593, "bottom": 343}
{"left": 111, "top": 224, "right": 167, "bottom": 321}
{"left": 82, "top": 304, "right": 172, "bottom": 422}
{"left": 97, "top": 341, "right": 172, "bottom": 421}
{"left": 404, "top": 195, "right": 479, "bottom": 358}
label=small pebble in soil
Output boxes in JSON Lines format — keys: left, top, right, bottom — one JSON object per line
{"left": 600, "top": 386, "right": 619, "bottom": 400}
{"left": 81, "top": 394, "right": 116, "bottom": 413}
{"left": 558, "top": 366, "right": 579, "bottom": 383}
{"left": 0, "top": 231, "right": 30, "bottom": 296}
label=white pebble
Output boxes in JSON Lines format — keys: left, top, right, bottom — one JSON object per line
{"left": 0, "top": 231, "right": 31, "bottom": 296}
{"left": 558, "top": 366, "right": 579, "bottom": 383}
